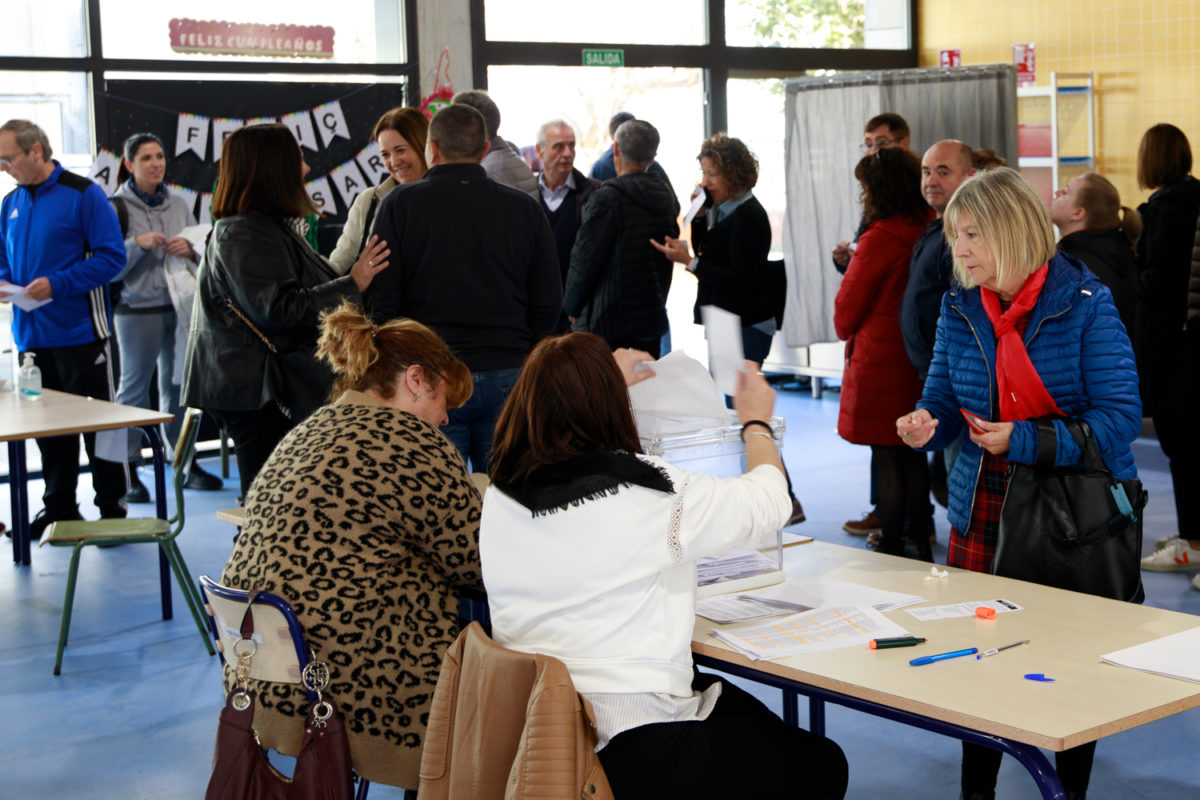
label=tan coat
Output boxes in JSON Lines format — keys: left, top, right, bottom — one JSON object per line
{"left": 420, "top": 622, "right": 613, "bottom": 800}
{"left": 220, "top": 392, "right": 482, "bottom": 789}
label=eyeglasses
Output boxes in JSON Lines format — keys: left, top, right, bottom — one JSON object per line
{"left": 860, "top": 139, "right": 895, "bottom": 153}
{"left": 0, "top": 150, "right": 25, "bottom": 169}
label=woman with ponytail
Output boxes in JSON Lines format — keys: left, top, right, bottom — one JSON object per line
{"left": 1050, "top": 171, "right": 1140, "bottom": 336}
{"left": 896, "top": 168, "right": 1140, "bottom": 800}
{"left": 219, "top": 300, "right": 481, "bottom": 791}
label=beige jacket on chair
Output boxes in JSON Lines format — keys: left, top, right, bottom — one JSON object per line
{"left": 419, "top": 621, "right": 614, "bottom": 800}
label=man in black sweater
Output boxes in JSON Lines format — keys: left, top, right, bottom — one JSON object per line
{"left": 564, "top": 120, "right": 679, "bottom": 356}
{"left": 366, "top": 103, "right": 561, "bottom": 471}
{"left": 534, "top": 119, "right": 599, "bottom": 332}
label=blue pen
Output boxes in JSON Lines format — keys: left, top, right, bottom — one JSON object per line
{"left": 909, "top": 647, "right": 978, "bottom": 666}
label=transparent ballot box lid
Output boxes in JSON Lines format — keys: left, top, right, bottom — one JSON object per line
{"left": 640, "top": 415, "right": 786, "bottom": 598}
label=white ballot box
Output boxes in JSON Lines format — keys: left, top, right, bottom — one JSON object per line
{"left": 640, "top": 414, "right": 786, "bottom": 598}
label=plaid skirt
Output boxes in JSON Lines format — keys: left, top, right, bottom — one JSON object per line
{"left": 947, "top": 450, "right": 1008, "bottom": 574}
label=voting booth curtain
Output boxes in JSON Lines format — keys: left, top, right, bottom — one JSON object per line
{"left": 781, "top": 65, "right": 1018, "bottom": 348}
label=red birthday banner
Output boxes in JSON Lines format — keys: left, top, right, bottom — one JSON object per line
{"left": 169, "top": 18, "right": 334, "bottom": 59}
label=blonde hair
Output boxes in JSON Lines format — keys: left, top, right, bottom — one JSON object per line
{"left": 316, "top": 301, "right": 472, "bottom": 408}
{"left": 944, "top": 167, "right": 1057, "bottom": 290}
{"left": 1073, "top": 172, "right": 1143, "bottom": 248}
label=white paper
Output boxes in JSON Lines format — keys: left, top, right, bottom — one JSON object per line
{"left": 0, "top": 282, "right": 52, "bottom": 312}
{"left": 697, "top": 594, "right": 791, "bottom": 624}
{"left": 330, "top": 160, "right": 369, "bottom": 209}
{"left": 712, "top": 605, "right": 912, "bottom": 660}
{"left": 696, "top": 547, "right": 777, "bottom": 587}
{"left": 87, "top": 149, "right": 121, "bottom": 196}
{"left": 682, "top": 187, "right": 707, "bottom": 231}
{"left": 282, "top": 110, "right": 320, "bottom": 152}
{"left": 700, "top": 304, "right": 744, "bottom": 396}
{"left": 1101, "top": 627, "right": 1200, "bottom": 684}
{"left": 355, "top": 141, "right": 388, "bottom": 185}
{"left": 313, "top": 100, "right": 351, "bottom": 147}
{"left": 628, "top": 350, "right": 730, "bottom": 437}
{"left": 210, "top": 118, "right": 245, "bottom": 161}
{"left": 742, "top": 578, "right": 925, "bottom": 614}
{"left": 305, "top": 176, "right": 335, "bottom": 215}
{"left": 904, "top": 599, "right": 1022, "bottom": 621}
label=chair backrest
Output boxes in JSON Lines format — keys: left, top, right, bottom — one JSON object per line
{"left": 166, "top": 407, "right": 204, "bottom": 533}
{"left": 198, "top": 575, "right": 317, "bottom": 703}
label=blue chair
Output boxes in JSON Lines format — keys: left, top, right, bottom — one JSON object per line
{"left": 40, "top": 407, "right": 215, "bottom": 674}
{"left": 199, "top": 576, "right": 375, "bottom": 800}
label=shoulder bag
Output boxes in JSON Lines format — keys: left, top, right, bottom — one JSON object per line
{"left": 991, "top": 418, "right": 1147, "bottom": 603}
{"left": 224, "top": 297, "right": 329, "bottom": 422}
{"left": 205, "top": 595, "right": 355, "bottom": 800}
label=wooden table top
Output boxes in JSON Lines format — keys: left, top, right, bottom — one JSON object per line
{"left": 0, "top": 388, "right": 173, "bottom": 441}
{"left": 693, "top": 541, "right": 1200, "bottom": 751}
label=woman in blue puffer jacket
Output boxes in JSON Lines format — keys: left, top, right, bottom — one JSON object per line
{"left": 896, "top": 167, "right": 1140, "bottom": 800}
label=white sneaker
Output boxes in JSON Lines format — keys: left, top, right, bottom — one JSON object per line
{"left": 1154, "top": 534, "right": 1180, "bottom": 550}
{"left": 1193, "top": 573, "right": 1200, "bottom": 591}
{"left": 1140, "top": 538, "right": 1200, "bottom": 572}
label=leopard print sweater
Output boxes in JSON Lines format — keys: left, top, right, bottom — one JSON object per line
{"left": 219, "top": 391, "right": 482, "bottom": 788}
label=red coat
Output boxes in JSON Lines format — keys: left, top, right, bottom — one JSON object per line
{"left": 834, "top": 210, "right": 935, "bottom": 445}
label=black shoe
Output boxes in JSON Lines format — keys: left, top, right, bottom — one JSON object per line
{"left": 125, "top": 470, "right": 151, "bottom": 504}
{"left": 184, "top": 461, "right": 223, "bottom": 491}
{"left": 30, "top": 506, "right": 84, "bottom": 541}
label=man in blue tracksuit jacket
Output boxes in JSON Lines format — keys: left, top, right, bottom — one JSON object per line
{"left": 0, "top": 119, "right": 128, "bottom": 533}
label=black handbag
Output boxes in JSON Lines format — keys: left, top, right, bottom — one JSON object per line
{"left": 991, "top": 418, "right": 1147, "bottom": 603}
{"left": 225, "top": 297, "right": 330, "bottom": 422}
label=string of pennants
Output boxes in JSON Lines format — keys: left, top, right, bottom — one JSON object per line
{"left": 86, "top": 97, "right": 390, "bottom": 219}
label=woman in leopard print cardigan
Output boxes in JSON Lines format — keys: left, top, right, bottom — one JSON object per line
{"left": 219, "top": 301, "right": 481, "bottom": 789}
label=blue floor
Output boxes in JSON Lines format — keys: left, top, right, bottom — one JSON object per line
{"left": 2, "top": 383, "right": 1198, "bottom": 798}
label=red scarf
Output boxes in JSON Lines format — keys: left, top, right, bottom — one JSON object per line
{"left": 979, "top": 263, "right": 1063, "bottom": 421}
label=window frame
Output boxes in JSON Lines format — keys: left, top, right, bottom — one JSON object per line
{"left": 0, "top": 0, "right": 421, "bottom": 148}
{"left": 469, "top": 0, "right": 918, "bottom": 135}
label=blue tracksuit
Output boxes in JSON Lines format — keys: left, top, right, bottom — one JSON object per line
{"left": 0, "top": 162, "right": 123, "bottom": 350}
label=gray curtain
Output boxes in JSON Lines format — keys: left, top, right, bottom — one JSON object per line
{"left": 782, "top": 65, "right": 1017, "bottom": 347}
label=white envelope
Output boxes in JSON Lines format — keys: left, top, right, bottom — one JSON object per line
{"left": 628, "top": 350, "right": 731, "bottom": 437}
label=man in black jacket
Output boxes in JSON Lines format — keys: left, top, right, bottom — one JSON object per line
{"left": 564, "top": 120, "right": 679, "bottom": 356}
{"left": 535, "top": 119, "right": 600, "bottom": 332}
{"left": 366, "top": 103, "right": 561, "bottom": 471}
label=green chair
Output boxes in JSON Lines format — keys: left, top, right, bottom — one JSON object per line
{"left": 41, "top": 407, "right": 217, "bottom": 674}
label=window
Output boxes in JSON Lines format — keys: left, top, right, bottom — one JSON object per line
{"left": 1, "top": 1, "right": 87, "bottom": 58}
{"left": 484, "top": 0, "right": 706, "bottom": 45}
{"left": 0, "top": 71, "right": 92, "bottom": 196}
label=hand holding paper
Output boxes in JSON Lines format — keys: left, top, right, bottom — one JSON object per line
{"left": 0, "top": 281, "right": 53, "bottom": 311}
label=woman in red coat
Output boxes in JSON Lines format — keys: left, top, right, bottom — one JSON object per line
{"left": 834, "top": 147, "right": 935, "bottom": 560}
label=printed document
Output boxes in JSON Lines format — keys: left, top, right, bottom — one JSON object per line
{"left": 905, "top": 599, "right": 1022, "bottom": 621}
{"left": 0, "top": 282, "right": 52, "bottom": 312}
{"left": 711, "top": 605, "right": 911, "bottom": 660}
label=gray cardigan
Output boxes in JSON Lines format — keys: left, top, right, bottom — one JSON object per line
{"left": 112, "top": 182, "right": 197, "bottom": 310}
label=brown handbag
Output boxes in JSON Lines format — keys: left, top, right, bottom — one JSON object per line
{"left": 204, "top": 595, "right": 355, "bottom": 800}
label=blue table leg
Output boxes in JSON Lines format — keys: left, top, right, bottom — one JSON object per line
{"left": 9, "top": 440, "right": 29, "bottom": 565}
{"left": 809, "top": 695, "right": 826, "bottom": 737}
{"left": 696, "top": 654, "right": 1067, "bottom": 800}
{"left": 144, "top": 425, "right": 173, "bottom": 620}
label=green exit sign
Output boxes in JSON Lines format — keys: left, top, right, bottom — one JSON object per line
{"left": 582, "top": 48, "right": 624, "bottom": 67}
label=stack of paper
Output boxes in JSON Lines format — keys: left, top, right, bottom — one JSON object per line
{"left": 696, "top": 577, "right": 924, "bottom": 623}
{"left": 1100, "top": 627, "right": 1200, "bottom": 683}
{"left": 696, "top": 547, "right": 778, "bottom": 587}
{"left": 711, "top": 605, "right": 912, "bottom": 660}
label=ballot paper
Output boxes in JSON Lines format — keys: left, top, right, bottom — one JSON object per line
{"left": 696, "top": 547, "right": 778, "bottom": 587}
{"left": 745, "top": 578, "right": 925, "bottom": 614}
{"left": 628, "top": 350, "right": 730, "bottom": 436}
{"left": 1100, "top": 627, "right": 1200, "bottom": 684}
{"left": 696, "top": 594, "right": 792, "bottom": 624}
{"left": 711, "top": 605, "right": 912, "bottom": 660}
{"left": 0, "top": 282, "right": 52, "bottom": 312}
{"left": 701, "top": 304, "right": 745, "bottom": 396}
{"left": 904, "top": 599, "right": 1023, "bottom": 621}
{"left": 682, "top": 187, "right": 707, "bottom": 232}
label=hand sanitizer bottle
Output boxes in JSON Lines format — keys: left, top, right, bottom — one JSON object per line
{"left": 18, "top": 352, "right": 41, "bottom": 401}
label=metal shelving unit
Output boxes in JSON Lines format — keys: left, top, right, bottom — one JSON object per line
{"left": 1017, "top": 71, "right": 1095, "bottom": 191}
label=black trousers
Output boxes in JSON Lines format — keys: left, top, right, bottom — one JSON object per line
{"left": 599, "top": 672, "right": 848, "bottom": 800}
{"left": 22, "top": 340, "right": 128, "bottom": 518}
{"left": 962, "top": 740, "right": 1096, "bottom": 796}
{"left": 210, "top": 403, "right": 295, "bottom": 497}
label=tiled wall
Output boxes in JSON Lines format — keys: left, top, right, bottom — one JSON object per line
{"left": 918, "top": 0, "right": 1200, "bottom": 207}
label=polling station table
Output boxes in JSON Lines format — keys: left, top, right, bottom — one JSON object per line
{"left": 692, "top": 541, "right": 1200, "bottom": 800}
{"left": 1, "top": 389, "right": 178, "bottom": 611}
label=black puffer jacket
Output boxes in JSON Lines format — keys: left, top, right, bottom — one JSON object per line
{"left": 1058, "top": 228, "right": 1137, "bottom": 338}
{"left": 564, "top": 170, "right": 680, "bottom": 343}
{"left": 181, "top": 211, "right": 360, "bottom": 414}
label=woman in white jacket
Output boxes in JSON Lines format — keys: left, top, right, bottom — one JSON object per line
{"left": 328, "top": 107, "right": 428, "bottom": 275}
{"left": 481, "top": 333, "right": 848, "bottom": 800}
